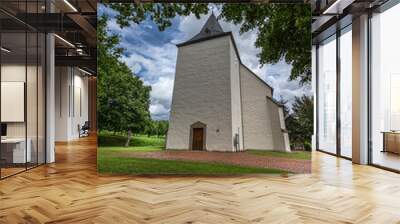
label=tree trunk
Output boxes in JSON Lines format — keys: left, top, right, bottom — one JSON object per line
{"left": 125, "top": 129, "right": 132, "bottom": 147}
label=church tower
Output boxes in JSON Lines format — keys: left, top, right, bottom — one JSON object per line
{"left": 166, "top": 14, "right": 290, "bottom": 152}
{"left": 166, "top": 13, "right": 244, "bottom": 152}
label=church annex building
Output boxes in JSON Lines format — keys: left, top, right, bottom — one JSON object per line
{"left": 166, "top": 14, "right": 290, "bottom": 152}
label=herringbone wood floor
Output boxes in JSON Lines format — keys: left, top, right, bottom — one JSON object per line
{"left": 1, "top": 135, "right": 400, "bottom": 223}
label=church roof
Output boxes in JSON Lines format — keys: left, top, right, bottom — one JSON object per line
{"left": 189, "top": 13, "right": 224, "bottom": 42}
{"left": 177, "top": 13, "right": 229, "bottom": 47}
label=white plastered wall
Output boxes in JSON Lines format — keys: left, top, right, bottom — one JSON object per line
{"left": 166, "top": 36, "right": 234, "bottom": 151}
{"left": 239, "top": 64, "right": 289, "bottom": 151}
{"left": 54, "top": 67, "right": 89, "bottom": 141}
{"left": 229, "top": 38, "right": 244, "bottom": 151}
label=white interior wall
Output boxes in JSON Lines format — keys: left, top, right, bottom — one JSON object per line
{"left": 55, "top": 66, "right": 70, "bottom": 141}
{"left": 71, "top": 71, "right": 89, "bottom": 138}
{"left": 55, "top": 67, "right": 89, "bottom": 141}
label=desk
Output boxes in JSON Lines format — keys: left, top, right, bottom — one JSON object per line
{"left": 1, "top": 138, "right": 31, "bottom": 164}
{"left": 382, "top": 132, "right": 400, "bottom": 154}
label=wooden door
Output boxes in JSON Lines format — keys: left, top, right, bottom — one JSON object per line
{"left": 192, "top": 128, "right": 204, "bottom": 150}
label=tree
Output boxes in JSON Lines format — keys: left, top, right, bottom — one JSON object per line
{"left": 285, "top": 95, "right": 313, "bottom": 150}
{"left": 144, "top": 120, "right": 169, "bottom": 137}
{"left": 277, "top": 95, "right": 290, "bottom": 118}
{"left": 155, "top": 120, "right": 169, "bottom": 137}
{"left": 100, "top": 3, "right": 311, "bottom": 84}
{"left": 97, "top": 15, "right": 151, "bottom": 146}
{"left": 220, "top": 4, "right": 311, "bottom": 84}
{"left": 106, "top": 3, "right": 209, "bottom": 31}
{"left": 144, "top": 120, "right": 156, "bottom": 137}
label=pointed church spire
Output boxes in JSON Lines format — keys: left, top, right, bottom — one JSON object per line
{"left": 199, "top": 12, "right": 223, "bottom": 35}
{"left": 183, "top": 13, "right": 224, "bottom": 44}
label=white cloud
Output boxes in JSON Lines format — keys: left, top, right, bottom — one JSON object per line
{"left": 114, "top": 25, "right": 178, "bottom": 120}
{"left": 150, "top": 104, "right": 170, "bottom": 120}
{"left": 121, "top": 43, "right": 177, "bottom": 81}
{"left": 148, "top": 75, "right": 174, "bottom": 120}
{"left": 149, "top": 76, "right": 174, "bottom": 114}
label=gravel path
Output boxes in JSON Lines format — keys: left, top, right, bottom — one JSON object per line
{"left": 119, "top": 150, "right": 311, "bottom": 173}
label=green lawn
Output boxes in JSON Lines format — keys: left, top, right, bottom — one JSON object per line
{"left": 98, "top": 145, "right": 163, "bottom": 156}
{"left": 248, "top": 150, "right": 311, "bottom": 160}
{"left": 98, "top": 132, "right": 165, "bottom": 147}
{"left": 97, "top": 156, "right": 288, "bottom": 175}
{"left": 98, "top": 146, "right": 288, "bottom": 175}
{"left": 97, "top": 133, "right": 299, "bottom": 175}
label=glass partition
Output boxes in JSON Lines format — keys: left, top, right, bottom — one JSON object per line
{"left": 370, "top": 3, "right": 400, "bottom": 171}
{"left": 317, "top": 35, "right": 337, "bottom": 154}
{"left": 1, "top": 31, "right": 28, "bottom": 177}
{"left": 0, "top": 1, "right": 46, "bottom": 179}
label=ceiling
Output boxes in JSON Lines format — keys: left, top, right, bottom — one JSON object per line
{"left": 0, "top": 0, "right": 97, "bottom": 74}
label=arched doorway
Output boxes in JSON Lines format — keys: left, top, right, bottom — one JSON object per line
{"left": 190, "top": 122, "right": 206, "bottom": 150}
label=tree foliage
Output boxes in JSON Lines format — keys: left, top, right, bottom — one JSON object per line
{"left": 220, "top": 4, "right": 311, "bottom": 84}
{"left": 102, "top": 2, "right": 209, "bottom": 30}
{"left": 285, "top": 95, "right": 313, "bottom": 150}
{"left": 97, "top": 15, "right": 151, "bottom": 135}
{"left": 100, "top": 3, "right": 311, "bottom": 84}
{"left": 144, "top": 120, "right": 169, "bottom": 137}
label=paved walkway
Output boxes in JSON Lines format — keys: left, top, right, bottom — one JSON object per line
{"left": 120, "top": 150, "right": 311, "bottom": 173}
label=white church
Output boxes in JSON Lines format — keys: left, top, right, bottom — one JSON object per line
{"left": 166, "top": 14, "right": 290, "bottom": 152}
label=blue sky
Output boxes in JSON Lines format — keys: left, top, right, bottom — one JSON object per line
{"left": 99, "top": 4, "right": 312, "bottom": 120}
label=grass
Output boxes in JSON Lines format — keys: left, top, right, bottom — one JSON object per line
{"left": 97, "top": 156, "right": 288, "bottom": 175}
{"left": 248, "top": 150, "right": 311, "bottom": 160}
{"left": 98, "top": 145, "right": 163, "bottom": 156}
{"left": 98, "top": 146, "right": 289, "bottom": 174}
{"left": 98, "top": 132, "right": 165, "bottom": 147}
{"left": 97, "top": 132, "right": 301, "bottom": 175}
